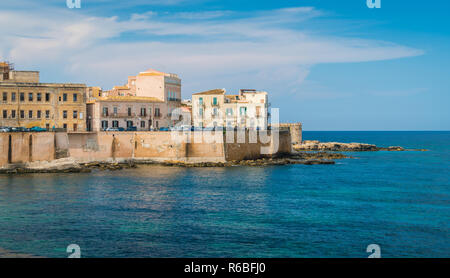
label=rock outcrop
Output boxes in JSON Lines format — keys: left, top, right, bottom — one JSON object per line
{"left": 293, "top": 140, "right": 415, "bottom": 152}
{"left": 0, "top": 151, "right": 351, "bottom": 173}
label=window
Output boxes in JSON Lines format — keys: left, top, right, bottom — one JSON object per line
{"left": 63, "top": 123, "right": 67, "bottom": 130}
{"left": 113, "top": 107, "right": 118, "bottom": 115}
{"left": 20, "top": 93, "right": 25, "bottom": 102}
{"left": 37, "top": 93, "right": 42, "bottom": 102}
{"left": 101, "top": 121, "right": 108, "bottom": 130}
{"left": 45, "top": 110, "right": 50, "bottom": 119}
{"left": 63, "top": 110, "right": 67, "bottom": 119}
{"left": 103, "top": 107, "right": 109, "bottom": 117}
{"left": 128, "top": 107, "right": 132, "bottom": 116}
{"left": 63, "top": 93, "right": 67, "bottom": 101}
{"left": 148, "top": 107, "right": 152, "bottom": 117}
{"left": 46, "top": 124, "right": 49, "bottom": 130}
{"left": 213, "top": 107, "right": 218, "bottom": 116}
{"left": 155, "top": 121, "right": 159, "bottom": 128}
{"left": 11, "top": 110, "right": 16, "bottom": 118}
{"left": 140, "top": 108, "right": 146, "bottom": 117}
{"left": 112, "top": 121, "right": 119, "bottom": 128}
{"left": 73, "top": 124, "right": 78, "bottom": 132}
{"left": 155, "top": 108, "right": 160, "bottom": 117}
{"left": 2, "top": 110, "right": 7, "bottom": 118}
{"left": 11, "top": 92, "right": 16, "bottom": 102}
{"left": 73, "top": 93, "right": 78, "bottom": 102}
{"left": 240, "top": 107, "right": 247, "bottom": 116}
{"left": 256, "top": 106, "right": 261, "bottom": 117}
{"left": 28, "top": 93, "right": 33, "bottom": 102}
{"left": 199, "top": 108, "right": 203, "bottom": 116}
{"left": 20, "top": 110, "right": 25, "bottom": 118}
{"left": 73, "top": 110, "right": 78, "bottom": 119}
{"left": 45, "top": 93, "right": 50, "bottom": 102}
{"left": 2, "top": 92, "right": 7, "bottom": 102}
{"left": 28, "top": 110, "right": 33, "bottom": 119}
{"left": 226, "top": 108, "right": 233, "bottom": 116}
{"left": 213, "top": 97, "right": 218, "bottom": 106}
{"left": 37, "top": 110, "right": 41, "bottom": 119}
{"left": 127, "top": 121, "right": 133, "bottom": 128}
{"left": 199, "top": 97, "right": 203, "bottom": 105}
{"left": 140, "top": 121, "right": 145, "bottom": 128}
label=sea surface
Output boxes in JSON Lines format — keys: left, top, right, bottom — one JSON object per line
{"left": 0, "top": 131, "right": 448, "bottom": 258}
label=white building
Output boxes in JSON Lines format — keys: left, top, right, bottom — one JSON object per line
{"left": 192, "top": 89, "right": 269, "bottom": 130}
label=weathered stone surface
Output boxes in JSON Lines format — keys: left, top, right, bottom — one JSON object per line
{"left": 294, "top": 141, "right": 378, "bottom": 151}
{"left": 0, "top": 150, "right": 350, "bottom": 174}
{"left": 293, "top": 141, "right": 423, "bottom": 152}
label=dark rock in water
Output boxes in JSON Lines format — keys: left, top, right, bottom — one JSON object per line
{"left": 294, "top": 141, "right": 378, "bottom": 151}
{"left": 378, "top": 146, "right": 405, "bottom": 151}
{"left": 294, "top": 141, "right": 426, "bottom": 152}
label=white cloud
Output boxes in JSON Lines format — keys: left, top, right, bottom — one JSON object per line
{"left": 0, "top": 3, "right": 424, "bottom": 99}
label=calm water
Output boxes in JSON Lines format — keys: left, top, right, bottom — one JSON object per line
{"left": 0, "top": 131, "right": 449, "bottom": 258}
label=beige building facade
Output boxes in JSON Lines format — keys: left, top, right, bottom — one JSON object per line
{"left": 88, "top": 69, "right": 182, "bottom": 129}
{"left": 0, "top": 62, "right": 86, "bottom": 131}
{"left": 86, "top": 96, "right": 166, "bottom": 131}
{"left": 192, "top": 89, "right": 269, "bottom": 130}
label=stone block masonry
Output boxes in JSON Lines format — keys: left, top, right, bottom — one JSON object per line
{"left": 0, "top": 130, "right": 292, "bottom": 169}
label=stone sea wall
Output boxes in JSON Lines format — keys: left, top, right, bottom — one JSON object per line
{"left": 0, "top": 130, "right": 292, "bottom": 170}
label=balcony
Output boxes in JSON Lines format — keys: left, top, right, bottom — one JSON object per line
{"left": 168, "top": 97, "right": 181, "bottom": 102}
{"left": 105, "top": 113, "right": 138, "bottom": 118}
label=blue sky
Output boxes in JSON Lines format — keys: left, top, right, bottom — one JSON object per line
{"left": 0, "top": 0, "right": 449, "bottom": 130}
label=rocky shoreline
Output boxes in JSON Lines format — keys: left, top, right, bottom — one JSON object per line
{"left": 0, "top": 151, "right": 351, "bottom": 174}
{"left": 0, "top": 140, "right": 427, "bottom": 174}
{"left": 294, "top": 140, "right": 428, "bottom": 152}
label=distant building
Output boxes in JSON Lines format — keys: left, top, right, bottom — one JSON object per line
{"left": 87, "top": 69, "right": 183, "bottom": 130}
{"left": 192, "top": 89, "right": 269, "bottom": 130}
{"left": 86, "top": 96, "right": 166, "bottom": 131}
{"left": 0, "top": 62, "right": 87, "bottom": 131}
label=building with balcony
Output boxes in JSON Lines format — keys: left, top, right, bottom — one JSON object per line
{"left": 86, "top": 96, "right": 166, "bottom": 131}
{"left": 0, "top": 62, "right": 87, "bottom": 131}
{"left": 192, "top": 88, "right": 269, "bottom": 130}
{"left": 88, "top": 68, "right": 183, "bottom": 130}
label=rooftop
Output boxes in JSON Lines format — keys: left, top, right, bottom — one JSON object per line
{"left": 193, "top": 88, "right": 226, "bottom": 95}
{"left": 91, "top": 95, "right": 164, "bottom": 103}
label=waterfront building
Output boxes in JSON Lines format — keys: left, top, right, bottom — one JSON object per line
{"left": 88, "top": 69, "right": 182, "bottom": 130}
{"left": 192, "top": 89, "right": 269, "bottom": 130}
{"left": 0, "top": 62, "right": 87, "bottom": 131}
{"left": 86, "top": 96, "right": 166, "bottom": 131}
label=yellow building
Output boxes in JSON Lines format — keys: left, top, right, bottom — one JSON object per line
{"left": 0, "top": 62, "right": 86, "bottom": 131}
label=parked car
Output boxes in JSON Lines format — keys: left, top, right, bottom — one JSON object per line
{"left": 10, "top": 127, "right": 30, "bottom": 132}
{"left": 0, "top": 127, "right": 11, "bottom": 132}
{"left": 105, "top": 127, "right": 125, "bottom": 132}
{"left": 126, "top": 126, "right": 137, "bottom": 131}
{"left": 170, "top": 125, "right": 192, "bottom": 131}
{"left": 30, "top": 126, "right": 47, "bottom": 132}
{"left": 203, "top": 126, "right": 224, "bottom": 131}
{"left": 158, "top": 127, "right": 170, "bottom": 131}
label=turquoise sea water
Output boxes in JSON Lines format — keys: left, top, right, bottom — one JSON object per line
{"left": 0, "top": 131, "right": 449, "bottom": 258}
